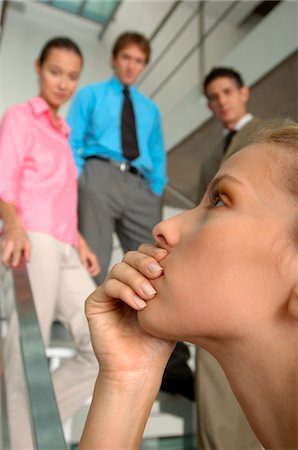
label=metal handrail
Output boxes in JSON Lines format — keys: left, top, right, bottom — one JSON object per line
{"left": 0, "top": 0, "right": 8, "bottom": 28}
{"left": 165, "top": 183, "right": 196, "bottom": 209}
{"left": 138, "top": 0, "right": 204, "bottom": 88}
{"left": 149, "top": 0, "right": 182, "bottom": 41}
{"left": 148, "top": 0, "right": 240, "bottom": 99}
{"left": 0, "top": 267, "right": 10, "bottom": 450}
{"left": 0, "top": 264, "right": 67, "bottom": 450}
{"left": 0, "top": 0, "right": 8, "bottom": 49}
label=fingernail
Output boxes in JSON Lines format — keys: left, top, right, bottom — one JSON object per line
{"left": 148, "top": 262, "right": 163, "bottom": 273}
{"left": 133, "top": 296, "right": 147, "bottom": 309}
{"left": 153, "top": 247, "right": 167, "bottom": 255}
{"left": 141, "top": 282, "right": 156, "bottom": 296}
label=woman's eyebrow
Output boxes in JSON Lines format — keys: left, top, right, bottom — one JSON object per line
{"left": 208, "top": 174, "right": 243, "bottom": 194}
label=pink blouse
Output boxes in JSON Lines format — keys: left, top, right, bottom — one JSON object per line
{"left": 0, "top": 97, "right": 78, "bottom": 247}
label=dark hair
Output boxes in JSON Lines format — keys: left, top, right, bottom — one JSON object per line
{"left": 112, "top": 32, "right": 151, "bottom": 65}
{"left": 203, "top": 67, "right": 244, "bottom": 96}
{"left": 38, "top": 37, "right": 83, "bottom": 66}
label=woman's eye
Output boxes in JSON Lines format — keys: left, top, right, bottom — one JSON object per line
{"left": 207, "top": 190, "right": 226, "bottom": 209}
{"left": 213, "top": 197, "right": 225, "bottom": 207}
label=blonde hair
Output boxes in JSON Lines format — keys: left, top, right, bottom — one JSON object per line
{"left": 252, "top": 120, "right": 298, "bottom": 200}
{"left": 251, "top": 120, "right": 298, "bottom": 246}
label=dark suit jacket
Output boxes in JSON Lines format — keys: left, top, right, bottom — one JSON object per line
{"left": 197, "top": 117, "right": 262, "bottom": 202}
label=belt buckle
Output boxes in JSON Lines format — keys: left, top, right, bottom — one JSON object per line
{"left": 120, "top": 162, "right": 128, "bottom": 172}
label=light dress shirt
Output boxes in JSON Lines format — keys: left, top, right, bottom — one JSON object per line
{"left": 223, "top": 113, "right": 254, "bottom": 136}
{"left": 0, "top": 97, "right": 78, "bottom": 246}
{"left": 67, "top": 76, "right": 167, "bottom": 196}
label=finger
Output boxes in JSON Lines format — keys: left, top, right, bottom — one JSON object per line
{"left": 90, "top": 266, "right": 100, "bottom": 277}
{"left": 86, "top": 254, "right": 99, "bottom": 275}
{"left": 138, "top": 243, "right": 168, "bottom": 262}
{"left": 88, "top": 264, "right": 95, "bottom": 276}
{"left": 0, "top": 238, "right": 5, "bottom": 250}
{"left": 122, "top": 250, "right": 164, "bottom": 278}
{"left": 80, "top": 255, "right": 89, "bottom": 270}
{"left": 104, "top": 278, "right": 147, "bottom": 310}
{"left": 97, "top": 261, "right": 101, "bottom": 273}
{"left": 109, "top": 261, "right": 156, "bottom": 300}
{"left": 88, "top": 259, "right": 100, "bottom": 277}
{"left": 24, "top": 240, "right": 31, "bottom": 263}
{"left": 1, "top": 240, "right": 14, "bottom": 267}
{"left": 11, "top": 242, "right": 23, "bottom": 267}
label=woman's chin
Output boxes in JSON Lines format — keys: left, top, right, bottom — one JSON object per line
{"left": 137, "top": 303, "right": 177, "bottom": 341}
{"left": 137, "top": 305, "right": 166, "bottom": 339}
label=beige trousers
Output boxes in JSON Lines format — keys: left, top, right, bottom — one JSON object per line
{"left": 196, "top": 348, "right": 261, "bottom": 449}
{"left": 4, "top": 232, "right": 98, "bottom": 449}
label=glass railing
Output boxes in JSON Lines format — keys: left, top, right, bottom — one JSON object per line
{"left": 0, "top": 263, "right": 67, "bottom": 449}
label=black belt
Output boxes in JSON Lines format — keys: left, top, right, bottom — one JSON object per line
{"left": 86, "top": 156, "right": 144, "bottom": 178}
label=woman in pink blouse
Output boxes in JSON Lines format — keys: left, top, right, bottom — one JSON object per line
{"left": 0, "top": 37, "right": 100, "bottom": 449}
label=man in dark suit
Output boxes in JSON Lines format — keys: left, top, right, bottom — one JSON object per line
{"left": 197, "top": 67, "right": 262, "bottom": 450}
{"left": 198, "top": 67, "right": 261, "bottom": 201}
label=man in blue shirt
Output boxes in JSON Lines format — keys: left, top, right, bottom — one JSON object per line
{"left": 68, "top": 31, "right": 167, "bottom": 285}
{"left": 68, "top": 32, "right": 195, "bottom": 402}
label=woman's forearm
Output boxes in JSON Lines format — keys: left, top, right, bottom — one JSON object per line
{"left": 79, "top": 373, "right": 162, "bottom": 449}
{"left": 0, "top": 199, "right": 31, "bottom": 266}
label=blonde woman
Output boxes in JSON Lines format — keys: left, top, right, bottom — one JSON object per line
{"left": 82, "top": 123, "right": 297, "bottom": 450}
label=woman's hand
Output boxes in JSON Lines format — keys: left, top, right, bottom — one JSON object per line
{"left": 78, "top": 232, "right": 100, "bottom": 277}
{"left": 85, "top": 243, "right": 175, "bottom": 382}
{"left": 80, "top": 245, "right": 176, "bottom": 449}
{"left": 1, "top": 224, "right": 31, "bottom": 268}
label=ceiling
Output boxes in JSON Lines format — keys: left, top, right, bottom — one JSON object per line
{"left": 36, "top": 0, "right": 121, "bottom": 26}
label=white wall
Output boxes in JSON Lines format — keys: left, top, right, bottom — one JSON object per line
{"left": 0, "top": 0, "right": 111, "bottom": 117}
{"left": 162, "top": 0, "right": 298, "bottom": 150}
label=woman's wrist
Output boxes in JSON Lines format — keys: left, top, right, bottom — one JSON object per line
{"left": 0, "top": 200, "right": 20, "bottom": 226}
{"left": 4, "top": 221, "right": 24, "bottom": 232}
{"left": 79, "top": 371, "right": 163, "bottom": 449}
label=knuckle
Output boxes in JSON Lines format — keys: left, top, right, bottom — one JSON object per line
{"left": 111, "top": 262, "right": 123, "bottom": 273}
{"left": 119, "top": 284, "right": 133, "bottom": 299}
{"left": 123, "top": 250, "right": 136, "bottom": 260}
{"left": 138, "top": 243, "right": 150, "bottom": 252}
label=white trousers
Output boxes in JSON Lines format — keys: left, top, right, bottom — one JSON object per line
{"left": 4, "top": 232, "right": 98, "bottom": 449}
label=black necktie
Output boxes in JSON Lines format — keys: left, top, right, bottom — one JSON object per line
{"left": 223, "top": 129, "right": 237, "bottom": 153}
{"left": 121, "top": 87, "right": 139, "bottom": 161}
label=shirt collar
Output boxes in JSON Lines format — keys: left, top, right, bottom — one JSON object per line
{"left": 223, "top": 113, "right": 253, "bottom": 135}
{"left": 29, "top": 96, "right": 70, "bottom": 137}
{"left": 110, "top": 76, "right": 136, "bottom": 96}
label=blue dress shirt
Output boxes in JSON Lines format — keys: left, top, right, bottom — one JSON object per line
{"left": 67, "top": 76, "right": 167, "bottom": 196}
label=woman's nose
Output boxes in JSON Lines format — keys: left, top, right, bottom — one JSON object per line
{"left": 58, "top": 77, "right": 67, "bottom": 89}
{"left": 153, "top": 216, "right": 181, "bottom": 250}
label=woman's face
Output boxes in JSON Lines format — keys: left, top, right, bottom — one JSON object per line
{"left": 36, "top": 47, "right": 82, "bottom": 111}
{"left": 138, "top": 143, "right": 297, "bottom": 344}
